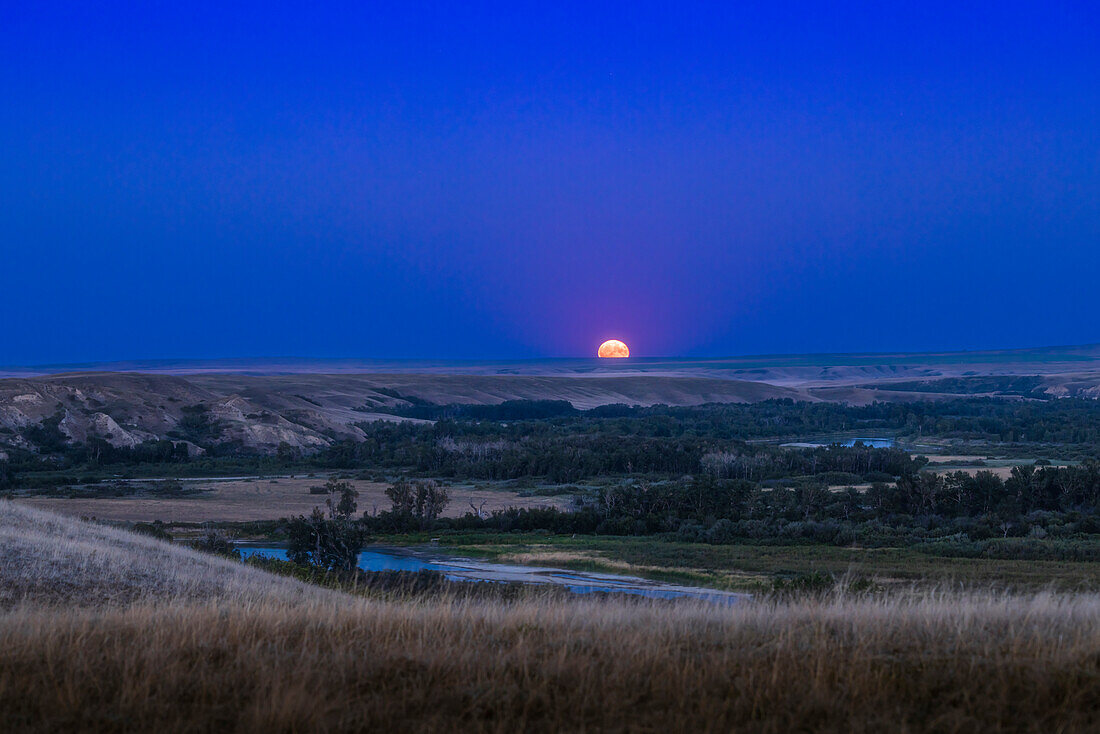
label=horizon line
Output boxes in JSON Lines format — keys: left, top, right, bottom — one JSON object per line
{"left": 4, "top": 340, "right": 1100, "bottom": 374}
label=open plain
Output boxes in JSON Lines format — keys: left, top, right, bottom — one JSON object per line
{"left": 18, "top": 476, "right": 568, "bottom": 523}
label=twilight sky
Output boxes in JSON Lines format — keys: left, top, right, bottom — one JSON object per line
{"left": 2, "top": 1, "right": 1099, "bottom": 363}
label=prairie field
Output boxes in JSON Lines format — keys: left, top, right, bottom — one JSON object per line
{"left": 4, "top": 502, "right": 1100, "bottom": 732}
{"left": 18, "top": 476, "right": 568, "bottom": 523}
{"left": 0, "top": 501, "right": 328, "bottom": 607}
{"left": 431, "top": 534, "right": 1100, "bottom": 591}
{"left": 5, "top": 587, "right": 1100, "bottom": 731}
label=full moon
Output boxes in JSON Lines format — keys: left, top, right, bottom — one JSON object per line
{"left": 597, "top": 339, "right": 630, "bottom": 358}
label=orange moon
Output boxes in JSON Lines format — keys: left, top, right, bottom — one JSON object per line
{"left": 597, "top": 339, "right": 630, "bottom": 358}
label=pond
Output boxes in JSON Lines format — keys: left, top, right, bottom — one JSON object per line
{"left": 782, "top": 437, "right": 895, "bottom": 448}
{"left": 839, "top": 438, "right": 894, "bottom": 448}
{"left": 240, "top": 546, "right": 747, "bottom": 605}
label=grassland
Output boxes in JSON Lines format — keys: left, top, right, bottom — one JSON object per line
{"left": 402, "top": 532, "right": 1100, "bottom": 591}
{"left": 5, "top": 502, "right": 1100, "bottom": 731}
{"left": 9, "top": 591, "right": 1100, "bottom": 732}
{"left": 15, "top": 476, "right": 567, "bottom": 523}
{"left": 0, "top": 501, "right": 327, "bottom": 607}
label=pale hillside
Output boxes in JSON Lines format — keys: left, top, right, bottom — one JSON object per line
{"left": 0, "top": 501, "right": 327, "bottom": 607}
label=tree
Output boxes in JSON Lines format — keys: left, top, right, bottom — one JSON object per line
{"left": 276, "top": 441, "right": 299, "bottom": 464}
{"left": 322, "top": 478, "right": 358, "bottom": 519}
{"left": 174, "top": 404, "right": 223, "bottom": 446}
{"left": 285, "top": 507, "right": 364, "bottom": 575}
{"left": 384, "top": 479, "right": 450, "bottom": 527}
{"left": 23, "top": 411, "right": 69, "bottom": 453}
{"left": 190, "top": 526, "right": 241, "bottom": 559}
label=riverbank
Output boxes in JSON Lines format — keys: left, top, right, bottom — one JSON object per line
{"left": 350, "top": 531, "right": 1100, "bottom": 592}
{"left": 240, "top": 544, "right": 748, "bottom": 603}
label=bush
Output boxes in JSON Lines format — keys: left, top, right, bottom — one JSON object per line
{"left": 595, "top": 517, "right": 644, "bottom": 536}
{"left": 190, "top": 528, "right": 241, "bottom": 559}
{"left": 676, "top": 522, "right": 706, "bottom": 542}
{"left": 285, "top": 509, "right": 364, "bottom": 575}
{"left": 131, "top": 520, "right": 173, "bottom": 542}
{"left": 704, "top": 518, "right": 736, "bottom": 544}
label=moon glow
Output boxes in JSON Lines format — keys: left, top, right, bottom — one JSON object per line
{"left": 597, "top": 339, "right": 630, "bottom": 358}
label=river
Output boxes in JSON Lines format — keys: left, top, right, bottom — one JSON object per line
{"left": 240, "top": 545, "right": 747, "bottom": 604}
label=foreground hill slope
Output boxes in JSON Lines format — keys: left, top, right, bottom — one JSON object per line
{"left": 0, "top": 501, "right": 325, "bottom": 607}
{"left": 3, "top": 505, "right": 1100, "bottom": 731}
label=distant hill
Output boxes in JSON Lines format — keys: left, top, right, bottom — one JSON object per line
{"left": 5, "top": 342, "right": 1100, "bottom": 383}
{"left": 0, "top": 371, "right": 807, "bottom": 454}
{"left": 4, "top": 344, "right": 1100, "bottom": 454}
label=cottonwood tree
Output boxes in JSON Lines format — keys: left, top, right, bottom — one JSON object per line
{"left": 286, "top": 507, "right": 364, "bottom": 575}
{"left": 322, "top": 478, "right": 358, "bottom": 519}
{"left": 385, "top": 479, "right": 450, "bottom": 527}
{"left": 285, "top": 478, "right": 363, "bottom": 574}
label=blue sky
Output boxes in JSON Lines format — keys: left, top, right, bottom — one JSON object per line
{"left": 2, "top": 1, "right": 1098, "bottom": 363}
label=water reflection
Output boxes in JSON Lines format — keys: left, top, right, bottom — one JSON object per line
{"left": 240, "top": 546, "right": 745, "bottom": 605}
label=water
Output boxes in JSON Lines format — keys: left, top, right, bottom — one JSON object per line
{"left": 242, "top": 547, "right": 445, "bottom": 572}
{"left": 781, "top": 437, "right": 895, "bottom": 449}
{"left": 839, "top": 438, "right": 894, "bottom": 448}
{"left": 240, "top": 546, "right": 746, "bottom": 605}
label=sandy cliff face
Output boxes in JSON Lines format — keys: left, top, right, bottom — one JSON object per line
{"left": 0, "top": 371, "right": 811, "bottom": 455}
{"left": 0, "top": 373, "right": 346, "bottom": 454}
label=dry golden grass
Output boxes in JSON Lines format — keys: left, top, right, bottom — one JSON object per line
{"left": 5, "top": 503, "right": 1100, "bottom": 732}
{"left": 0, "top": 501, "right": 328, "bottom": 607}
{"left": 5, "top": 593, "right": 1100, "bottom": 732}
{"left": 19, "top": 477, "right": 568, "bottom": 522}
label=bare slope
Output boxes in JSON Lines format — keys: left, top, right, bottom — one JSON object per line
{"left": 186, "top": 372, "right": 804, "bottom": 410}
{"left": 0, "top": 372, "right": 337, "bottom": 453}
{"left": 0, "top": 372, "right": 805, "bottom": 454}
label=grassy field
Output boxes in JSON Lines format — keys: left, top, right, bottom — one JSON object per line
{"left": 7, "top": 502, "right": 1100, "bottom": 731}
{"left": 394, "top": 533, "right": 1100, "bottom": 591}
{"left": 15, "top": 476, "right": 568, "bottom": 523}
{"left": 6, "top": 582, "right": 1100, "bottom": 730}
{"left": 0, "top": 501, "right": 329, "bottom": 607}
